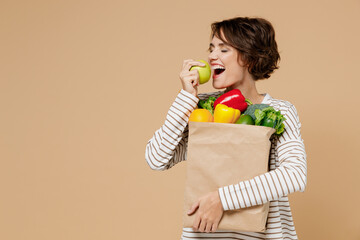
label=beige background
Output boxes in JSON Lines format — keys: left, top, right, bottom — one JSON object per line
{"left": 1, "top": 0, "right": 359, "bottom": 239}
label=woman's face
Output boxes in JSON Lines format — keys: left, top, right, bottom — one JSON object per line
{"left": 208, "top": 31, "right": 249, "bottom": 89}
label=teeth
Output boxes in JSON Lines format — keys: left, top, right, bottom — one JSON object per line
{"left": 212, "top": 65, "right": 225, "bottom": 70}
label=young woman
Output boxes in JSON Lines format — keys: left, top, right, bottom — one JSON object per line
{"left": 145, "top": 16, "right": 307, "bottom": 240}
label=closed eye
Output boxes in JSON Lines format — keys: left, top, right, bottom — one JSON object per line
{"left": 207, "top": 49, "right": 228, "bottom": 53}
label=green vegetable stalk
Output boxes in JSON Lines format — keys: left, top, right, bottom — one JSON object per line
{"left": 245, "top": 99, "right": 253, "bottom": 106}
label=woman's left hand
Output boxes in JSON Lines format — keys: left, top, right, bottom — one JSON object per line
{"left": 187, "top": 190, "right": 224, "bottom": 233}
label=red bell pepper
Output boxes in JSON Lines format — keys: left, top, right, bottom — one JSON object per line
{"left": 214, "top": 89, "right": 248, "bottom": 112}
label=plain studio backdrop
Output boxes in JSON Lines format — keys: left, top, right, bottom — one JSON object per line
{"left": 1, "top": 0, "right": 359, "bottom": 239}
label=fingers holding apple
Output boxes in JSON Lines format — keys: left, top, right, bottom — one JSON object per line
{"left": 179, "top": 59, "right": 202, "bottom": 96}
{"left": 190, "top": 60, "right": 211, "bottom": 85}
{"left": 179, "top": 59, "right": 211, "bottom": 97}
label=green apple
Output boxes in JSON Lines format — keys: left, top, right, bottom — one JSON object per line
{"left": 190, "top": 60, "right": 211, "bottom": 84}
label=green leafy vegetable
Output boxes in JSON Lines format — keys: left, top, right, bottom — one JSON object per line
{"left": 243, "top": 104, "right": 271, "bottom": 120}
{"left": 197, "top": 96, "right": 217, "bottom": 115}
{"left": 254, "top": 107, "right": 286, "bottom": 136}
{"left": 198, "top": 99, "right": 206, "bottom": 109}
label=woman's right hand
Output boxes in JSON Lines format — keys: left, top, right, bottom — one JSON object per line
{"left": 179, "top": 59, "right": 206, "bottom": 97}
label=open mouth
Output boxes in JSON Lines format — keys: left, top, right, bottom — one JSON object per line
{"left": 215, "top": 68, "right": 225, "bottom": 75}
{"left": 214, "top": 68, "right": 225, "bottom": 78}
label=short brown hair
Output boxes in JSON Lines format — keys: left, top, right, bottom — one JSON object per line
{"left": 210, "top": 17, "right": 281, "bottom": 80}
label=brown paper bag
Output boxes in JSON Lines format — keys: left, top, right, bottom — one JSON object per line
{"left": 183, "top": 121, "right": 275, "bottom": 232}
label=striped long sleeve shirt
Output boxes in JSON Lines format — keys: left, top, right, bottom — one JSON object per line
{"left": 145, "top": 89, "right": 307, "bottom": 240}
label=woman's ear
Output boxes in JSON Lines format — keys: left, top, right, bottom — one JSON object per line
{"left": 237, "top": 52, "right": 248, "bottom": 67}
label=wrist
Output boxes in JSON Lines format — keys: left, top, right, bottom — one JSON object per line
{"left": 180, "top": 89, "right": 199, "bottom": 101}
{"left": 178, "top": 89, "right": 199, "bottom": 110}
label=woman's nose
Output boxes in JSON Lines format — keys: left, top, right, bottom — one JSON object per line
{"left": 208, "top": 51, "right": 217, "bottom": 61}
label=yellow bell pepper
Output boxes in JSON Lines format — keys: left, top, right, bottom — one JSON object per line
{"left": 214, "top": 104, "right": 241, "bottom": 123}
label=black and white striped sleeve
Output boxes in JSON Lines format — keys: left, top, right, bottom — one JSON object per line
{"left": 218, "top": 104, "right": 307, "bottom": 210}
{"left": 145, "top": 89, "right": 199, "bottom": 171}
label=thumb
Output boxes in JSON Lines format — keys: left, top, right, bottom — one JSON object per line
{"left": 187, "top": 200, "right": 200, "bottom": 215}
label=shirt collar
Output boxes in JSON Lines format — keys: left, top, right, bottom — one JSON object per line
{"left": 261, "top": 93, "right": 272, "bottom": 104}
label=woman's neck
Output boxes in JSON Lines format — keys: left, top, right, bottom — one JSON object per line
{"left": 225, "top": 79, "right": 264, "bottom": 105}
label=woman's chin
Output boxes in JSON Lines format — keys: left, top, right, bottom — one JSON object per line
{"left": 212, "top": 78, "right": 226, "bottom": 89}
